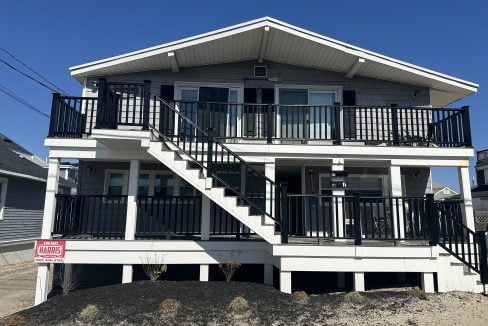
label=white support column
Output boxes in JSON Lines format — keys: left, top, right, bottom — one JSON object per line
{"left": 125, "top": 160, "right": 140, "bottom": 240}
{"left": 332, "top": 158, "right": 345, "bottom": 238}
{"left": 122, "top": 264, "right": 133, "bottom": 283}
{"left": 458, "top": 166, "right": 475, "bottom": 230}
{"left": 41, "top": 158, "right": 60, "bottom": 239}
{"left": 200, "top": 264, "right": 209, "bottom": 281}
{"left": 264, "top": 264, "right": 273, "bottom": 285}
{"left": 389, "top": 165, "right": 405, "bottom": 239}
{"left": 280, "top": 270, "right": 292, "bottom": 294}
{"left": 421, "top": 272, "right": 435, "bottom": 293}
{"left": 353, "top": 272, "right": 365, "bottom": 292}
{"left": 337, "top": 272, "right": 345, "bottom": 288}
{"left": 34, "top": 264, "right": 50, "bottom": 305}
{"left": 35, "top": 158, "right": 59, "bottom": 305}
{"left": 265, "top": 160, "right": 276, "bottom": 225}
{"left": 201, "top": 195, "right": 211, "bottom": 240}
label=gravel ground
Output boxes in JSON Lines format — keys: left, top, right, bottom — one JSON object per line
{"left": 0, "top": 261, "right": 42, "bottom": 319}
{"left": 3, "top": 280, "right": 488, "bottom": 326}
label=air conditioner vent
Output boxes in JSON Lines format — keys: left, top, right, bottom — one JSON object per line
{"left": 254, "top": 66, "right": 267, "bottom": 78}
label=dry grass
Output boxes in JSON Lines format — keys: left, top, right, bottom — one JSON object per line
{"left": 343, "top": 291, "right": 365, "bottom": 304}
{"left": 292, "top": 291, "right": 309, "bottom": 302}
{"left": 407, "top": 287, "right": 428, "bottom": 300}
{"left": 142, "top": 254, "right": 168, "bottom": 282}
{"left": 78, "top": 304, "right": 100, "bottom": 322}
{"left": 1, "top": 314, "right": 28, "bottom": 326}
{"left": 228, "top": 296, "right": 249, "bottom": 311}
{"left": 159, "top": 298, "right": 181, "bottom": 313}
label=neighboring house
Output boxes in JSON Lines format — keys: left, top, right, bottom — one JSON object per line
{"left": 432, "top": 182, "right": 459, "bottom": 201}
{"left": 0, "top": 133, "right": 75, "bottom": 266}
{"left": 35, "top": 17, "right": 484, "bottom": 304}
{"left": 472, "top": 149, "right": 488, "bottom": 231}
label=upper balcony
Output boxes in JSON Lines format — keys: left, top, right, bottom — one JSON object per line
{"left": 47, "top": 80, "right": 472, "bottom": 148}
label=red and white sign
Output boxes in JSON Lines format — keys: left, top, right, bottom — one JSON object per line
{"left": 34, "top": 240, "right": 66, "bottom": 263}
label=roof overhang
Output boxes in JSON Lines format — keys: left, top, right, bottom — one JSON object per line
{"left": 70, "top": 17, "right": 478, "bottom": 107}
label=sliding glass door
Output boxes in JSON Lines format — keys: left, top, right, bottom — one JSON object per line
{"left": 279, "top": 88, "right": 335, "bottom": 140}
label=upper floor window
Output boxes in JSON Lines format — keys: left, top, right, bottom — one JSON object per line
{"left": 0, "top": 177, "right": 7, "bottom": 220}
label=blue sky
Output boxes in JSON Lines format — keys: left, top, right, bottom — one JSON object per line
{"left": 0, "top": 0, "right": 486, "bottom": 191}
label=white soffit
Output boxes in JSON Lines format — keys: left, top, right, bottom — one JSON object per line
{"left": 70, "top": 17, "right": 478, "bottom": 107}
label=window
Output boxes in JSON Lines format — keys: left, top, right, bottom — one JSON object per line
{"left": 138, "top": 174, "right": 150, "bottom": 196}
{"left": 179, "top": 179, "right": 195, "bottom": 196}
{"left": 154, "top": 174, "right": 174, "bottom": 197}
{"left": 107, "top": 172, "right": 125, "bottom": 196}
{"left": 0, "top": 177, "right": 7, "bottom": 220}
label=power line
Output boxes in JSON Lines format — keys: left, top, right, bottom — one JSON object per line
{"left": 0, "top": 57, "right": 62, "bottom": 94}
{"left": 0, "top": 82, "right": 50, "bottom": 118}
{"left": 0, "top": 45, "right": 68, "bottom": 95}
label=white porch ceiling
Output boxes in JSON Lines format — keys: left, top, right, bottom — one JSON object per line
{"left": 70, "top": 17, "right": 478, "bottom": 107}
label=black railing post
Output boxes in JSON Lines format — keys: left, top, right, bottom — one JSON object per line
{"left": 142, "top": 80, "right": 151, "bottom": 130}
{"left": 353, "top": 192, "right": 362, "bottom": 245}
{"left": 95, "top": 78, "right": 107, "bottom": 129}
{"left": 461, "top": 106, "right": 472, "bottom": 147}
{"left": 280, "top": 182, "right": 289, "bottom": 244}
{"left": 266, "top": 103, "right": 273, "bottom": 144}
{"left": 206, "top": 127, "right": 215, "bottom": 178}
{"left": 48, "top": 93, "right": 60, "bottom": 137}
{"left": 476, "top": 231, "right": 488, "bottom": 283}
{"left": 391, "top": 104, "right": 400, "bottom": 145}
{"left": 333, "top": 102, "right": 342, "bottom": 145}
{"left": 426, "top": 193, "right": 439, "bottom": 246}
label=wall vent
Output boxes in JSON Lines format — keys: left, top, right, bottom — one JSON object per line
{"left": 254, "top": 66, "right": 267, "bottom": 78}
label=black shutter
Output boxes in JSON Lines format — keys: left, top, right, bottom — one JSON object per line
{"left": 343, "top": 90, "right": 356, "bottom": 140}
{"left": 160, "top": 85, "right": 174, "bottom": 101}
{"left": 244, "top": 88, "right": 257, "bottom": 103}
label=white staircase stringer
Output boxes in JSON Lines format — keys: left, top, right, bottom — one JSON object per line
{"left": 146, "top": 142, "right": 278, "bottom": 244}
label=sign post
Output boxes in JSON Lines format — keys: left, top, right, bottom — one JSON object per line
{"left": 34, "top": 240, "right": 66, "bottom": 263}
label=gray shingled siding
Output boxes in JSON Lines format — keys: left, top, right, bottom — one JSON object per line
{"left": 0, "top": 176, "right": 45, "bottom": 242}
{"left": 85, "top": 60, "right": 430, "bottom": 107}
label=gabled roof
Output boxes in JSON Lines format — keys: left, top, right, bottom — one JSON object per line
{"left": 70, "top": 17, "right": 478, "bottom": 107}
{"left": 0, "top": 133, "right": 75, "bottom": 188}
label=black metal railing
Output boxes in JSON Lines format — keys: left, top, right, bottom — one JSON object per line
{"left": 285, "top": 194, "right": 430, "bottom": 242}
{"left": 52, "top": 194, "right": 127, "bottom": 237}
{"left": 210, "top": 202, "right": 253, "bottom": 238}
{"left": 47, "top": 80, "right": 473, "bottom": 148}
{"left": 148, "top": 91, "right": 281, "bottom": 225}
{"left": 48, "top": 94, "right": 97, "bottom": 137}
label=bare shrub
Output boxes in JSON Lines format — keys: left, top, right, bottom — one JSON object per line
{"left": 219, "top": 250, "right": 241, "bottom": 282}
{"left": 79, "top": 304, "right": 99, "bottom": 322}
{"left": 292, "top": 291, "right": 309, "bottom": 302}
{"left": 159, "top": 298, "right": 181, "bottom": 313}
{"left": 407, "top": 287, "right": 428, "bottom": 300}
{"left": 343, "top": 291, "right": 365, "bottom": 304}
{"left": 60, "top": 265, "right": 81, "bottom": 294}
{"left": 228, "top": 296, "right": 249, "bottom": 311}
{"left": 141, "top": 254, "right": 167, "bottom": 281}
{"left": 1, "top": 314, "right": 28, "bottom": 326}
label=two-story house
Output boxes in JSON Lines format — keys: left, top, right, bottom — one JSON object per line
{"left": 35, "top": 17, "right": 485, "bottom": 304}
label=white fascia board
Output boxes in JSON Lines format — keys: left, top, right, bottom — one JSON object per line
{"left": 44, "top": 138, "right": 99, "bottom": 148}
{"left": 0, "top": 169, "right": 46, "bottom": 183}
{"left": 70, "top": 17, "right": 478, "bottom": 95}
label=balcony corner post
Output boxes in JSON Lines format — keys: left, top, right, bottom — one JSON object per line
{"left": 206, "top": 127, "right": 215, "bottom": 178}
{"left": 266, "top": 103, "right": 273, "bottom": 144}
{"left": 95, "top": 78, "right": 107, "bottom": 129}
{"left": 475, "top": 231, "right": 488, "bottom": 283}
{"left": 461, "top": 105, "right": 472, "bottom": 147}
{"left": 280, "top": 182, "right": 289, "bottom": 244}
{"left": 426, "top": 193, "right": 438, "bottom": 246}
{"left": 353, "top": 192, "right": 362, "bottom": 245}
{"left": 48, "top": 93, "right": 60, "bottom": 137}
{"left": 142, "top": 80, "right": 151, "bottom": 130}
{"left": 391, "top": 104, "right": 400, "bottom": 146}
{"left": 333, "top": 102, "right": 342, "bottom": 145}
